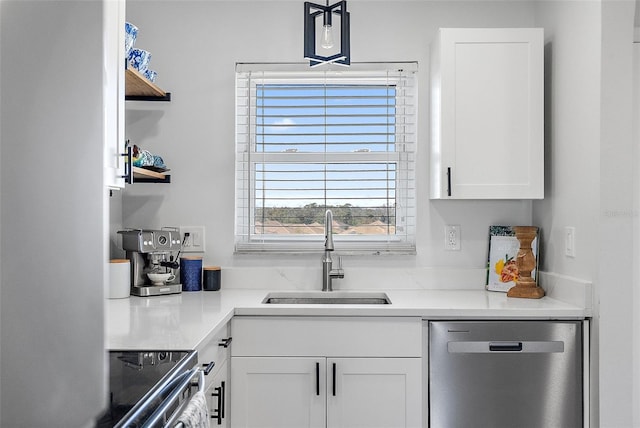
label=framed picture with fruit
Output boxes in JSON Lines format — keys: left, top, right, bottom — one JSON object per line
{"left": 486, "top": 225, "right": 539, "bottom": 292}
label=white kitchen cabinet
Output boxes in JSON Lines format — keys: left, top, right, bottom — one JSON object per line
{"left": 207, "top": 359, "right": 230, "bottom": 427}
{"left": 328, "top": 357, "right": 421, "bottom": 428}
{"left": 232, "top": 357, "right": 326, "bottom": 428}
{"left": 230, "top": 317, "right": 422, "bottom": 428}
{"left": 231, "top": 357, "right": 420, "bottom": 428}
{"left": 430, "top": 28, "right": 544, "bottom": 199}
{"left": 198, "top": 323, "right": 233, "bottom": 427}
{"left": 104, "top": 0, "right": 126, "bottom": 189}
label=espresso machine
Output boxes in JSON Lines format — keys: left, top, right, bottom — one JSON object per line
{"left": 118, "top": 228, "right": 182, "bottom": 296}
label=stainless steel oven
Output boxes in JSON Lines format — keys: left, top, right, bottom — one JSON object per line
{"left": 96, "top": 350, "right": 202, "bottom": 428}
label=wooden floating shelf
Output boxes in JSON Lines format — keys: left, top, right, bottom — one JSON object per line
{"left": 132, "top": 167, "right": 171, "bottom": 183}
{"left": 125, "top": 67, "right": 171, "bottom": 101}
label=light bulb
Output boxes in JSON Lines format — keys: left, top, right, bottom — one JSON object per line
{"left": 321, "top": 24, "right": 334, "bottom": 49}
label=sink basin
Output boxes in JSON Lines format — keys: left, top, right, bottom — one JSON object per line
{"left": 262, "top": 291, "right": 391, "bottom": 305}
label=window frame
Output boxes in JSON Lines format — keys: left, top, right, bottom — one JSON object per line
{"left": 235, "top": 63, "right": 418, "bottom": 255}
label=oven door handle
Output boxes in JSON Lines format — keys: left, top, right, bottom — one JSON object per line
{"left": 141, "top": 366, "right": 203, "bottom": 428}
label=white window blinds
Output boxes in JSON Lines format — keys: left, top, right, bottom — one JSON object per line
{"left": 235, "top": 63, "right": 417, "bottom": 254}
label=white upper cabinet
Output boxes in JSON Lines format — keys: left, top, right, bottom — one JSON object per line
{"left": 430, "top": 28, "right": 544, "bottom": 199}
{"left": 103, "top": 0, "right": 126, "bottom": 189}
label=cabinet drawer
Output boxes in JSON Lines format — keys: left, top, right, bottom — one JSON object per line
{"left": 231, "top": 316, "right": 421, "bottom": 357}
{"left": 197, "top": 323, "right": 232, "bottom": 388}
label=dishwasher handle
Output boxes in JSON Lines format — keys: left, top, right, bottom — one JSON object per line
{"left": 489, "top": 342, "right": 522, "bottom": 352}
{"left": 448, "top": 340, "right": 564, "bottom": 354}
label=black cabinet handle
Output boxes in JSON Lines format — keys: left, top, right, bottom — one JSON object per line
{"left": 211, "top": 381, "right": 225, "bottom": 425}
{"left": 121, "top": 144, "right": 133, "bottom": 184}
{"left": 221, "top": 381, "right": 226, "bottom": 420}
{"left": 218, "top": 337, "right": 233, "bottom": 348}
{"left": 316, "top": 362, "right": 320, "bottom": 396}
{"left": 332, "top": 363, "right": 336, "bottom": 396}
{"left": 202, "top": 361, "right": 215, "bottom": 375}
{"left": 447, "top": 167, "right": 452, "bottom": 197}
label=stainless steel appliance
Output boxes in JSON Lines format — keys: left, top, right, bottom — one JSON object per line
{"left": 429, "top": 320, "right": 583, "bottom": 428}
{"left": 119, "top": 229, "right": 182, "bottom": 296}
{"left": 96, "top": 350, "right": 201, "bottom": 427}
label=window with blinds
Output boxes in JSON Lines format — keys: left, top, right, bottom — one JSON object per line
{"left": 235, "top": 63, "right": 417, "bottom": 254}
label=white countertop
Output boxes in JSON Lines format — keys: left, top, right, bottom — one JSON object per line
{"left": 106, "top": 289, "right": 590, "bottom": 351}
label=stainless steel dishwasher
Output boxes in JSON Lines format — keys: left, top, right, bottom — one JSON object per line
{"left": 429, "top": 320, "right": 583, "bottom": 428}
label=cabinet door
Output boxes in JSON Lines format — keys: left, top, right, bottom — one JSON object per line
{"left": 327, "top": 358, "right": 422, "bottom": 428}
{"left": 103, "top": 0, "right": 125, "bottom": 189}
{"left": 231, "top": 357, "right": 326, "bottom": 428}
{"left": 207, "top": 359, "right": 230, "bottom": 428}
{"left": 431, "top": 28, "right": 543, "bottom": 199}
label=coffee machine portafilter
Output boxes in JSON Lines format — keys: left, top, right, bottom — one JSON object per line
{"left": 118, "top": 229, "right": 182, "bottom": 296}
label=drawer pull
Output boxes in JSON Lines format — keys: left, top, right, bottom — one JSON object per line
{"left": 202, "top": 361, "right": 215, "bottom": 375}
{"left": 121, "top": 145, "right": 133, "bottom": 184}
{"left": 211, "top": 380, "right": 225, "bottom": 425}
{"left": 332, "top": 362, "right": 336, "bottom": 396}
{"left": 315, "top": 362, "right": 320, "bottom": 396}
{"left": 218, "top": 337, "right": 233, "bottom": 348}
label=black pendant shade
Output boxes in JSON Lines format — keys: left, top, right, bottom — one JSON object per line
{"left": 304, "top": 1, "right": 350, "bottom": 67}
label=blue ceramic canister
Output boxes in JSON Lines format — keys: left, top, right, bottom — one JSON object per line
{"left": 180, "top": 256, "right": 202, "bottom": 291}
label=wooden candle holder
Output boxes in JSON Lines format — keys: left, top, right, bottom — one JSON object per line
{"left": 507, "top": 226, "right": 545, "bottom": 299}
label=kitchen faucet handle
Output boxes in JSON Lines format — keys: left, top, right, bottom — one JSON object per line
{"left": 334, "top": 256, "right": 345, "bottom": 279}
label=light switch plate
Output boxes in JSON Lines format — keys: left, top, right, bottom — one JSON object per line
{"left": 180, "top": 226, "right": 205, "bottom": 253}
{"left": 564, "top": 226, "right": 575, "bottom": 257}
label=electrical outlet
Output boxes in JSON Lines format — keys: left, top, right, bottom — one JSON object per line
{"left": 565, "top": 226, "right": 576, "bottom": 257}
{"left": 180, "top": 226, "right": 205, "bottom": 253}
{"left": 445, "top": 225, "right": 461, "bottom": 251}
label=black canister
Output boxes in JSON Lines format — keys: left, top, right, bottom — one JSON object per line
{"left": 203, "top": 266, "right": 221, "bottom": 291}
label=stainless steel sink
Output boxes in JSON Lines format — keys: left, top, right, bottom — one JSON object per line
{"left": 262, "top": 291, "right": 391, "bottom": 305}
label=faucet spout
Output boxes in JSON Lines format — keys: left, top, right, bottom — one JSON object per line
{"left": 324, "top": 209, "right": 334, "bottom": 252}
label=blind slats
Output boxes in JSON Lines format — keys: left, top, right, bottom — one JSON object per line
{"left": 235, "top": 64, "right": 417, "bottom": 254}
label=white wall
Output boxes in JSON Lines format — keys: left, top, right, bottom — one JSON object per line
{"left": 533, "top": 1, "right": 638, "bottom": 427}
{"left": 598, "top": 2, "right": 636, "bottom": 427}
{"left": 121, "top": 0, "right": 537, "bottom": 289}
{"left": 532, "top": 2, "right": 601, "bottom": 281}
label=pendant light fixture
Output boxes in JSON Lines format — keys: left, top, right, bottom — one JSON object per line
{"left": 304, "top": 0, "right": 350, "bottom": 67}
